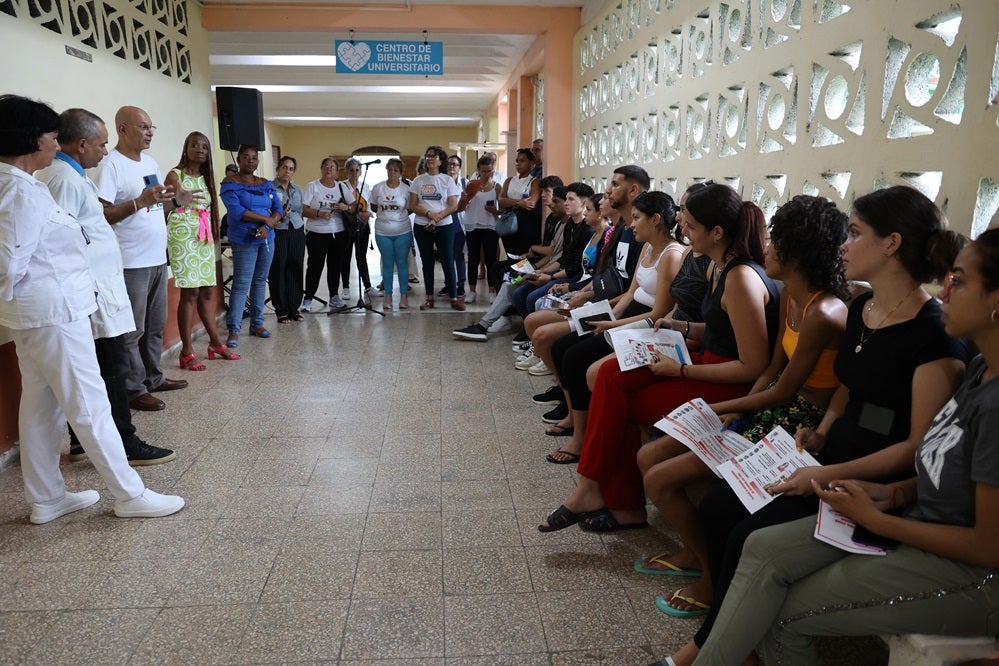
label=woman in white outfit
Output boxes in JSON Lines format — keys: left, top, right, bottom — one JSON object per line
{"left": 0, "top": 95, "right": 184, "bottom": 524}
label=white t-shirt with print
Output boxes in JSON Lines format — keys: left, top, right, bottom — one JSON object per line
{"left": 371, "top": 181, "right": 411, "bottom": 237}
{"left": 409, "top": 173, "right": 460, "bottom": 227}
{"left": 303, "top": 179, "right": 350, "bottom": 234}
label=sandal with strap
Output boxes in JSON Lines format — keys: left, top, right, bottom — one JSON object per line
{"left": 179, "top": 352, "right": 206, "bottom": 371}
{"left": 419, "top": 298, "right": 435, "bottom": 311}
{"left": 633, "top": 554, "right": 703, "bottom": 577}
{"left": 208, "top": 344, "right": 241, "bottom": 361}
{"left": 537, "top": 504, "right": 598, "bottom": 533}
{"left": 654, "top": 589, "right": 711, "bottom": 618}
{"left": 248, "top": 326, "right": 272, "bottom": 338}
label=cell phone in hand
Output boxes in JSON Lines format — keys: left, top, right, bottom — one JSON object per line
{"left": 851, "top": 523, "right": 898, "bottom": 551}
{"left": 143, "top": 174, "right": 159, "bottom": 188}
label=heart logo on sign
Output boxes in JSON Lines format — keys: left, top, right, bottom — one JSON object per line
{"left": 337, "top": 42, "right": 371, "bottom": 71}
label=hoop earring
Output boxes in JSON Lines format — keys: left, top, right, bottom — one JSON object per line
{"left": 992, "top": 308, "right": 999, "bottom": 324}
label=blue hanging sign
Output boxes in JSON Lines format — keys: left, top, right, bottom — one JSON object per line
{"left": 335, "top": 40, "right": 444, "bottom": 76}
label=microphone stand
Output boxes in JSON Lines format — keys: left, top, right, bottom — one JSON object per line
{"left": 330, "top": 161, "right": 384, "bottom": 318}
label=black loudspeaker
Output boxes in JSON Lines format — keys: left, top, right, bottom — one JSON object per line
{"left": 216, "top": 87, "right": 266, "bottom": 151}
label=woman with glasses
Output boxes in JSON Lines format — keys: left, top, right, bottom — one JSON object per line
{"left": 370, "top": 157, "right": 412, "bottom": 310}
{"left": 409, "top": 145, "right": 463, "bottom": 310}
{"left": 446, "top": 155, "right": 469, "bottom": 300}
{"left": 301, "top": 157, "right": 350, "bottom": 312}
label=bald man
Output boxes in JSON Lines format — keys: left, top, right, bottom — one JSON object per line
{"left": 94, "top": 106, "right": 192, "bottom": 411}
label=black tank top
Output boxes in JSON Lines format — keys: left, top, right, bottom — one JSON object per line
{"left": 701, "top": 258, "right": 780, "bottom": 359}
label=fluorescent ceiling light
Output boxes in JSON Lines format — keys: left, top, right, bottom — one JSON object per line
{"left": 268, "top": 116, "right": 480, "bottom": 122}
{"left": 210, "top": 55, "right": 336, "bottom": 66}
{"left": 211, "top": 85, "right": 491, "bottom": 94}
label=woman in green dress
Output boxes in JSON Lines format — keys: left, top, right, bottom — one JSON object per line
{"left": 165, "top": 131, "right": 239, "bottom": 370}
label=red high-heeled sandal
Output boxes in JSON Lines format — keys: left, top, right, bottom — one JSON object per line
{"left": 179, "top": 352, "right": 207, "bottom": 371}
{"left": 207, "top": 345, "right": 241, "bottom": 361}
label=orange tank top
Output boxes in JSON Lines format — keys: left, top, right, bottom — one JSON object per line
{"left": 781, "top": 291, "right": 840, "bottom": 390}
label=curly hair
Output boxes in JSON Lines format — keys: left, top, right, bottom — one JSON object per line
{"left": 769, "top": 195, "right": 849, "bottom": 300}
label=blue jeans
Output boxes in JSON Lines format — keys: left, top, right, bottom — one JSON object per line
{"left": 375, "top": 232, "right": 412, "bottom": 295}
{"left": 512, "top": 281, "right": 564, "bottom": 319}
{"left": 413, "top": 223, "right": 457, "bottom": 298}
{"left": 227, "top": 240, "right": 274, "bottom": 333}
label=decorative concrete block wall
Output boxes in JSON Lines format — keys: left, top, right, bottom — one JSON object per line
{"left": 574, "top": 0, "right": 999, "bottom": 238}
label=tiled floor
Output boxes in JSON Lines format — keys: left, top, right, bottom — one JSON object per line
{"left": 0, "top": 265, "right": 887, "bottom": 664}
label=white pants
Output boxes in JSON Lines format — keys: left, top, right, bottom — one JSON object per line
{"left": 12, "top": 318, "right": 145, "bottom": 503}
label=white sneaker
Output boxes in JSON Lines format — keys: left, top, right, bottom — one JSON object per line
{"left": 342, "top": 287, "right": 352, "bottom": 298}
{"left": 366, "top": 286, "right": 384, "bottom": 297}
{"left": 528, "top": 359, "right": 553, "bottom": 376}
{"left": 515, "top": 343, "right": 535, "bottom": 361}
{"left": 330, "top": 295, "right": 347, "bottom": 309}
{"left": 301, "top": 299, "right": 313, "bottom": 313}
{"left": 488, "top": 316, "right": 512, "bottom": 334}
{"left": 512, "top": 339, "right": 532, "bottom": 353}
{"left": 464, "top": 291, "right": 476, "bottom": 304}
{"left": 30, "top": 489, "right": 100, "bottom": 524}
{"left": 515, "top": 353, "right": 540, "bottom": 370}
{"left": 114, "top": 489, "right": 185, "bottom": 518}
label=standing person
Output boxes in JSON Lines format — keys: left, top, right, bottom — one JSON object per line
{"left": 0, "top": 95, "right": 184, "bottom": 522}
{"left": 269, "top": 156, "right": 306, "bottom": 322}
{"left": 496, "top": 148, "right": 541, "bottom": 258}
{"left": 94, "top": 105, "right": 190, "bottom": 412}
{"left": 340, "top": 157, "right": 374, "bottom": 298}
{"left": 219, "top": 144, "right": 281, "bottom": 346}
{"left": 35, "top": 107, "right": 175, "bottom": 465}
{"left": 301, "top": 157, "right": 350, "bottom": 312}
{"left": 163, "top": 131, "right": 239, "bottom": 369}
{"left": 693, "top": 229, "right": 999, "bottom": 666}
{"left": 457, "top": 155, "right": 501, "bottom": 304}
{"left": 409, "top": 145, "right": 463, "bottom": 311}
{"left": 530, "top": 138, "right": 544, "bottom": 178}
{"left": 445, "top": 154, "right": 469, "bottom": 300}
{"left": 370, "top": 158, "right": 412, "bottom": 311}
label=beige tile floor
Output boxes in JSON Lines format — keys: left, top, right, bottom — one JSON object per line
{"left": 0, "top": 262, "right": 887, "bottom": 665}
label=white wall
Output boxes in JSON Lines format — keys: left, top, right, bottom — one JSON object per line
{"left": 575, "top": 0, "right": 999, "bottom": 238}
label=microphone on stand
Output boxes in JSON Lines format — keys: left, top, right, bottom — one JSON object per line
{"left": 361, "top": 159, "right": 382, "bottom": 166}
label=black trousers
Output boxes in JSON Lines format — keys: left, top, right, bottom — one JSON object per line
{"left": 466, "top": 228, "right": 500, "bottom": 289}
{"left": 304, "top": 230, "right": 351, "bottom": 299}
{"left": 269, "top": 226, "right": 306, "bottom": 316}
{"left": 342, "top": 226, "right": 372, "bottom": 289}
{"left": 68, "top": 334, "right": 143, "bottom": 452}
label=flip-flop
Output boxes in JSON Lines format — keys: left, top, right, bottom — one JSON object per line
{"left": 545, "top": 425, "right": 575, "bottom": 437}
{"left": 633, "top": 554, "right": 703, "bottom": 577}
{"left": 545, "top": 448, "right": 580, "bottom": 465}
{"left": 655, "top": 589, "right": 711, "bottom": 618}
{"left": 538, "top": 504, "right": 597, "bottom": 533}
{"left": 578, "top": 507, "right": 648, "bottom": 532}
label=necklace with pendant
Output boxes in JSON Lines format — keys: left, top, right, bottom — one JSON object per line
{"left": 855, "top": 287, "right": 919, "bottom": 353}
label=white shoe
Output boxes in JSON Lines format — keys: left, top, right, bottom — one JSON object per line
{"left": 301, "top": 299, "right": 313, "bottom": 313}
{"left": 366, "top": 286, "right": 384, "bottom": 297}
{"left": 342, "top": 287, "right": 352, "bottom": 298}
{"left": 515, "top": 353, "right": 540, "bottom": 370}
{"left": 464, "top": 291, "right": 476, "bottom": 304}
{"left": 114, "top": 489, "right": 185, "bottom": 518}
{"left": 528, "top": 359, "right": 553, "bottom": 376}
{"left": 30, "top": 489, "right": 100, "bottom": 524}
{"left": 488, "top": 316, "right": 512, "bottom": 334}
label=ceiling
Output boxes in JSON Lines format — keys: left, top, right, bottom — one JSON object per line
{"left": 206, "top": 0, "right": 599, "bottom": 128}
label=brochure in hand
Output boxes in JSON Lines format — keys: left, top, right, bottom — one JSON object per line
{"left": 654, "top": 398, "right": 820, "bottom": 513}
{"left": 568, "top": 299, "right": 615, "bottom": 336}
{"left": 605, "top": 322, "right": 691, "bottom": 371}
{"left": 813, "top": 500, "right": 890, "bottom": 555}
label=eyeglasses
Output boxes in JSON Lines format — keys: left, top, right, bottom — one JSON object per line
{"left": 424, "top": 154, "right": 440, "bottom": 160}
{"left": 123, "top": 123, "right": 156, "bottom": 132}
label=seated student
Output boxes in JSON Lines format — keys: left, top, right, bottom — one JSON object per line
{"left": 541, "top": 191, "right": 684, "bottom": 458}
{"left": 541, "top": 183, "right": 711, "bottom": 461}
{"left": 655, "top": 185, "right": 968, "bottom": 666}
{"left": 635, "top": 195, "right": 850, "bottom": 618}
{"left": 520, "top": 166, "right": 651, "bottom": 388}
{"left": 539, "top": 183, "right": 779, "bottom": 532}
{"left": 692, "top": 228, "right": 999, "bottom": 666}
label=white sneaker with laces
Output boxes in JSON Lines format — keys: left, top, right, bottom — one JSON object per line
{"left": 114, "top": 489, "right": 185, "bottom": 518}
{"left": 30, "top": 489, "right": 100, "bottom": 524}
{"left": 464, "top": 291, "right": 476, "bottom": 303}
{"left": 301, "top": 299, "right": 313, "bottom": 313}
{"left": 488, "top": 316, "right": 512, "bottom": 334}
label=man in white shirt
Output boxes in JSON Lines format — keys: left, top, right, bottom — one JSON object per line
{"left": 95, "top": 106, "right": 191, "bottom": 411}
{"left": 36, "top": 108, "right": 175, "bottom": 465}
